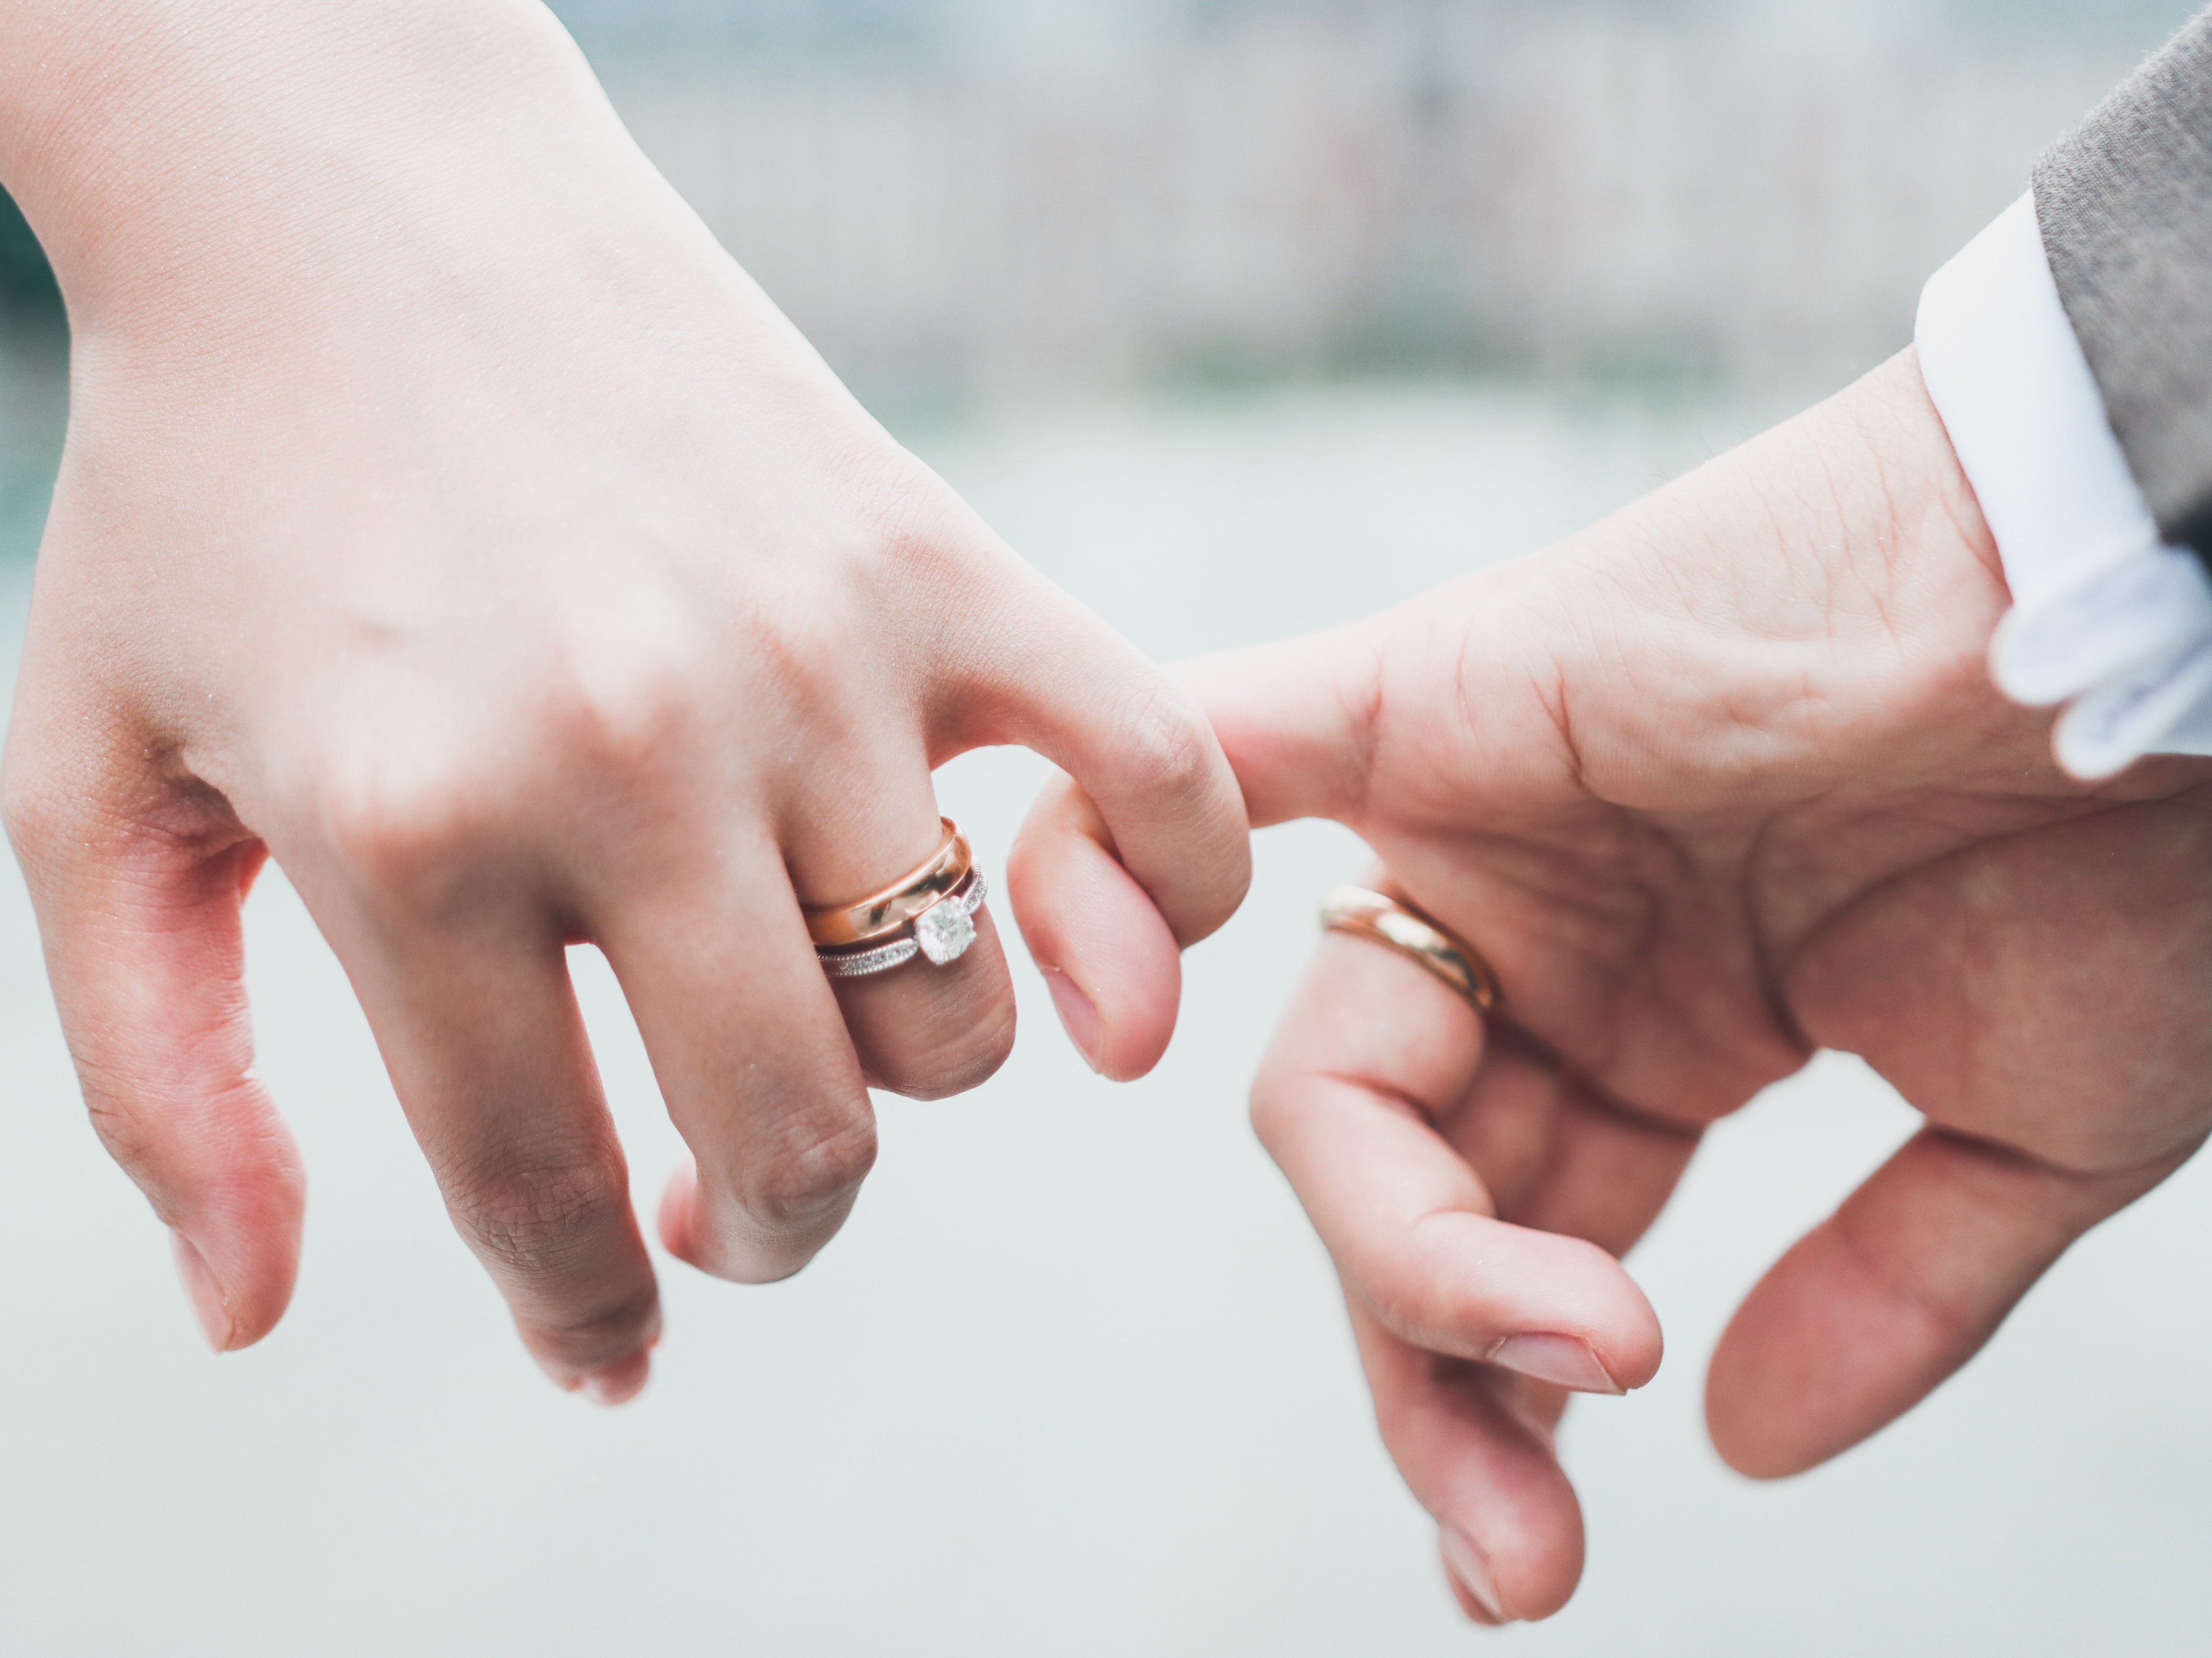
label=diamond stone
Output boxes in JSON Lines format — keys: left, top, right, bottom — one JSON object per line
{"left": 915, "top": 899, "right": 977, "bottom": 965}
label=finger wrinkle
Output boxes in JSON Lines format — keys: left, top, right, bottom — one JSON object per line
{"left": 1310, "top": 1069, "right": 1448, "bottom": 1127}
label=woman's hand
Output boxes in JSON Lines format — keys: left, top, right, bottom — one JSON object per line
{"left": 0, "top": 1, "right": 1248, "bottom": 1399}
{"left": 1020, "top": 350, "right": 2212, "bottom": 1618}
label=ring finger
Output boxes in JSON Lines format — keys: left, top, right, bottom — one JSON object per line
{"left": 788, "top": 774, "right": 1018, "bottom": 1102}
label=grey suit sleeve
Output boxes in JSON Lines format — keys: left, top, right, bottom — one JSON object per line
{"left": 2037, "top": 9, "right": 2212, "bottom": 562}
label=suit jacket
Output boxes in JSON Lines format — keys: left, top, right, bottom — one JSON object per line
{"left": 2040, "top": 9, "right": 2212, "bottom": 563}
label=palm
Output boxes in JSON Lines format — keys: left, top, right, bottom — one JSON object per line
{"left": 1365, "top": 690, "right": 2212, "bottom": 1169}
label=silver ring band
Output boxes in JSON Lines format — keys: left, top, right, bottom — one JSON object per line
{"left": 818, "top": 870, "right": 989, "bottom": 980}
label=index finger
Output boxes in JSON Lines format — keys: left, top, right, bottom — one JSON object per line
{"left": 979, "top": 584, "right": 1250, "bottom": 945}
{"left": 974, "top": 574, "right": 1251, "bottom": 1080}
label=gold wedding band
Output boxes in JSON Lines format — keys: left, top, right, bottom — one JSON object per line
{"left": 804, "top": 818, "right": 975, "bottom": 950}
{"left": 1321, "top": 886, "right": 1500, "bottom": 1013}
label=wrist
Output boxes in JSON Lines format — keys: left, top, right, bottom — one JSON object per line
{"left": 1827, "top": 347, "right": 2006, "bottom": 600}
{"left": 0, "top": 1, "right": 648, "bottom": 340}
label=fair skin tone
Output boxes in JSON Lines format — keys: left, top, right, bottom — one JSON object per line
{"left": 8, "top": 3, "right": 2198, "bottom": 1614}
{"left": 0, "top": 1, "right": 1248, "bottom": 1400}
{"left": 1019, "top": 349, "right": 2212, "bottom": 1621}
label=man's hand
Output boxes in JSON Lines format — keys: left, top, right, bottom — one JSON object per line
{"left": 1021, "top": 350, "right": 2212, "bottom": 1619}
{"left": 0, "top": 1, "right": 1249, "bottom": 1399}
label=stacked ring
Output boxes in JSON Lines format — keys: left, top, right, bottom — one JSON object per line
{"left": 809, "top": 818, "right": 990, "bottom": 980}
{"left": 1320, "top": 885, "right": 1500, "bottom": 1012}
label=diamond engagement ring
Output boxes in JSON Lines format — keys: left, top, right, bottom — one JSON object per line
{"left": 807, "top": 818, "right": 990, "bottom": 980}
{"left": 817, "top": 870, "right": 989, "bottom": 979}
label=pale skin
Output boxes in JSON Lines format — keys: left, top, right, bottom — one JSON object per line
{"left": 1019, "top": 349, "right": 2212, "bottom": 1621}
{"left": 0, "top": 1, "right": 1249, "bottom": 1400}
{"left": 10, "top": 0, "right": 2204, "bottom": 1616}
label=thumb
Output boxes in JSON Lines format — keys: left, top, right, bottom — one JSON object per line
{"left": 5, "top": 761, "right": 304, "bottom": 1352}
{"left": 1178, "top": 622, "right": 1385, "bottom": 829}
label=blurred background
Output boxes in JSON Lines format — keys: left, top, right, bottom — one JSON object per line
{"left": 5, "top": 1, "right": 2212, "bottom": 1653}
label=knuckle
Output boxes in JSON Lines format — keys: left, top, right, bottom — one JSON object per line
{"left": 733, "top": 551, "right": 893, "bottom": 714}
{"left": 309, "top": 732, "right": 517, "bottom": 913}
{"left": 1114, "top": 679, "right": 1222, "bottom": 810}
{"left": 737, "top": 1109, "right": 879, "bottom": 1233}
{"left": 450, "top": 1155, "right": 631, "bottom": 1283}
{"left": 315, "top": 760, "right": 480, "bottom": 895}
{"left": 738, "top": 607, "right": 855, "bottom": 719}
{"left": 849, "top": 458, "right": 973, "bottom": 571}
{"left": 846, "top": 461, "right": 1018, "bottom": 639}
{"left": 539, "top": 625, "right": 700, "bottom": 783}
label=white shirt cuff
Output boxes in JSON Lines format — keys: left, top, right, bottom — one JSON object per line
{"left": 1915, "top": 192, "right": 2212, "bottom": 778}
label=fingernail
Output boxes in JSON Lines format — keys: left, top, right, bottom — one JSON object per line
{"left": 1441, "top": 1525, "right": 1511, "bottom": 1624}
{"left": 170, "top": 1231, "right": 235, "bottom": 1353}
{"left": 1043, "top": 969, "right": 1103, "bottom": 1073}
{"left": 1487, "top": 1333, "right": 1623, "bottom": 1394}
